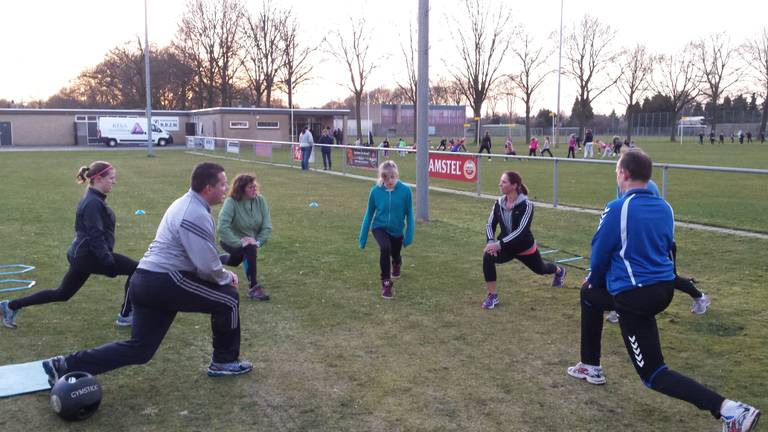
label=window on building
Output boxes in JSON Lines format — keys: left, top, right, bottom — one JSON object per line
{"left": 256, "top": 121, "right": 279, "bottom": 129}
{"left": 229, "top": 121, "right": 249, "bottom": 129}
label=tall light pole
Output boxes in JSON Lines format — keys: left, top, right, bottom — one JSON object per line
{"left": 144, "top": 0, "right": 154, "bottom": 157}
{"left": 415, "top": 0, "right": 429, "bottom": 221}
{"left": 555, "top": 0, "right": 563, "bottom": 148}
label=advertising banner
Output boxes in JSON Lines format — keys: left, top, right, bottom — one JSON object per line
{"left": 253, "top": 142, "right": 273, "bottom": 158}
{"left": 428, "top": 153, "right": 478, "bottom": 183}
{"left": 346, "top": 147, "right": 379, "bottom": 170}
{"left": 203, "top": 138, "right": 215, "bottom": 151}
{"left": 292, "top": 144, "right": 315, "bottom": 163}
{"left": 152, "top": 116, "right": 180, "bottom": 131}
{"left": 186, "top": 136, "right": 194, "bottom": 148}
{"left": 226, "top": 140, "right": 240, "bottom": 154}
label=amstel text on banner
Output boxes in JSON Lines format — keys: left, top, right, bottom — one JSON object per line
{"left": 428, "top": 153, "right": 478, "bottom": 183}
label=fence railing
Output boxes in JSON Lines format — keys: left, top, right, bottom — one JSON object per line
{"left": 187, "top": 135, "right": 768, "bottom": 233}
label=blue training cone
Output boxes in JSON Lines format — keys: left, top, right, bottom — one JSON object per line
{"left": 309, "top": 201, "right": 318, "bottom": 208}
{"left": 135, "top": 210, "right": 146, "bottom": 215}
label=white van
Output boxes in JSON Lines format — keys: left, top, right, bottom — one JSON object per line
{"left": 97, "top": 117, "right": 173, "bottom": 147}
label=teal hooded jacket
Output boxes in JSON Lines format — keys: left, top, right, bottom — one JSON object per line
{"left": 359, "top": 180, "right": 414, "bottom": 248}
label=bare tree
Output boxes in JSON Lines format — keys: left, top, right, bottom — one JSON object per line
{"left": 565, "top": 15, "right": 622, "bottom": 137}
{"left": 241, "top": 0, "right": 286, "bottom": 107}
{"left": 278, "top": 11, "right": 316, "bottom": 112}
{"left": 326, "top": 17, "right": 378, "bottom": 143}
{"left": 509, "top": 27, "right": 554, "bottom": 146}
{"left": 695, "top": 33, "right": 743, "bottom": 135}
{"left": 174, "top": 0, "right": 225, "bottom": 108}
{"left": 742, "top": 28, "right": 768, "bottom": 135}
{"left": 651, "top": 44, "right": 701, "bottom": 141}
{"left": 617, "top": 44, "right": 653, "bottom": 142}
{"left": 217, "top": 0, "right": 245, "bottom": 107}
{"left": 447, "top": 0, "right": 512, "bottom": 143}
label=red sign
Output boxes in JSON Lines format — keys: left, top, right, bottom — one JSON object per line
{"left": 428, "top": 153, "right": 478, "bottom": 183}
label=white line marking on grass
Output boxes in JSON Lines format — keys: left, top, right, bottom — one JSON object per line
{"left": 186, "top": 151, "right": 768, "bottom": 241}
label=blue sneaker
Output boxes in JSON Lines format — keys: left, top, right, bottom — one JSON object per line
{"left": 552, "top": 266, "right": 566, "bottom": 288}
{"left": 42, "top": 355, "right": 67, "bottom": 387}
{"left": 0, "top": 300, "right": 19, "bottom": 329}
{"left": 482, "top": 293, "right": 500, "bottom": 309}
{"left": 115, "top": 313, "right": 133, "bottom": 327}
{"left": 207, "top": 360, "right": 253, "bottom": 377}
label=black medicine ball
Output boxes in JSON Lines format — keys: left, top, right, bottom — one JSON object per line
{"left": 49, "top": 371, "right": 102, "bottom": 421}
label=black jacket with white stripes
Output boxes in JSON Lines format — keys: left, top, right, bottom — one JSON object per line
{"left": 485, "top": 194, "right": 535, "bottom": 254}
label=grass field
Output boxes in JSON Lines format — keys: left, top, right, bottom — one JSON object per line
{"left": 202, "top": 136, "right": 768, "bottom": 233}
{"left": 0, "top": 149, "right": 766, "bottom": 431}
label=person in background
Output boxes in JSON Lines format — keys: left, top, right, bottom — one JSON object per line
{"left": 540, "top": 137, "right": 554, "bottom": 157}
{"left": 698, "top": 131, "right": 704, "bottom": 145}
{"left": 719, "top": 132, "right": 725, "bottom": 144}
{"left": 299, "top": 126, "right": 314, "bottom": 171}
{"left": 528, "top": 136, "right": 539, "bottom": 157}
{"left": 359, "top": 161, "right": 414, "bottom": 299}
{"left": 709, "top": 130, "right": 716, "bottom": 145}
{"left": 583, "top": 129, "right": 594, "bottom": 158}
{"left": 1, "top": 161, "right": 137, "bottom": 329}
{"left": 318, "top": 128, "right": 334, "bottom": 171}
{"left": 218, "top": 173, "right": 273, "bottom": 301}
{"left": 567, "top": 134, "right": 577, "bottom": 158}
{"left": 480, "top": 132, "right": 493, "bottom": 160}
{"left": 437, "top": 137, "right": 448, "bottom": 151}
{"left": 567, "top": 150, "right": 759, "bottom": 432}
{"left": 398, "top": 137, "right": 408, "bottom": 157}
{"left": 505, "top": 136, "right": 516, "bottom": 158}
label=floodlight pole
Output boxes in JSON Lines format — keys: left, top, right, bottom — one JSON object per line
{"left": 415, "top": 0, "right": 429, "bottom": 222}
{"left": 144, "top": 0, "right": 154, "bottom": 157}
{"left": 555, "top": 0, "right": 563, "bottom": 148}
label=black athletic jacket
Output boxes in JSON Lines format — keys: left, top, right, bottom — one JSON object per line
{"left": 485, "top": 194, "right": 535, "bottom": 254}
{"left": 67, "top": 188, "right": 116, "bottom": 266}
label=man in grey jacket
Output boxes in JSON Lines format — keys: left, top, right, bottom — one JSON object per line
{"left": 43, "top": 162, "right": 252, "bottom": 382}
{"left": 299, "top": 125, "right": 314, "bottom": 170}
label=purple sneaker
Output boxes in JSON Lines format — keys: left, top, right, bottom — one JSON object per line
{"left": 381, "top": 280, "right": 394, "bottom": 299}
{"left": 391, "top": 264, "right": 401, "bottom": 279}
{"left": 248, "top": 284, "right": 270, "bottom": 301}
{"left": 482, "top": 293, "right": 500, "bottom": 309}
{"left": 552, "top": 266, "right": 566, "bottom": 288}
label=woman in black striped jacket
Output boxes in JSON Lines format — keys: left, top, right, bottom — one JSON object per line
{"left": 481, "top": 171, "right": 566, "bottom": 309}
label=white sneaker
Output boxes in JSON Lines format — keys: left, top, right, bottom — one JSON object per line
{"left": 721, "top": 400, "right": 761, "bottom": 432}
{"left": 567, "top": 362, "right": 606, "bottom": 385}
{"left": 691, "top": 293, "right": 711, "bottom": 315}
{"left": 606, "top": 310, "right": 619, "bottom": 324}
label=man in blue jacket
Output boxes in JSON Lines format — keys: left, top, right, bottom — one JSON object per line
{"left": 567, "top": 149, "right": 760, "bottom": 431}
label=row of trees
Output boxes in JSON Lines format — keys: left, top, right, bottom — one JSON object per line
{"left": 45, "top": 0, "right": 314, "bottom": 112}
{"left": 21, "top": 0, "right": 768, "bottom": 145}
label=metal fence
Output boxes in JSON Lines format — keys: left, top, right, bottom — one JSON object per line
{"left": 188, "top": 135, "right": 768, "bottom": 233}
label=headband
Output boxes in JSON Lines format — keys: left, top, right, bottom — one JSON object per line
{"left": 92, "top": 164, "right": 113, "bottom": 178}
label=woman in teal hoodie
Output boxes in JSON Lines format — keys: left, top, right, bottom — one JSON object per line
{"left": 218, "top": 174, "right": 273, "bottom": 301}
{"left": 359, "top": 160, "right": 414, "bottom": 299}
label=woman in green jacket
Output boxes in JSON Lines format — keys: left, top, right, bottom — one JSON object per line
{"left": 218, "top": 174, "right": 273, "bottom": 301}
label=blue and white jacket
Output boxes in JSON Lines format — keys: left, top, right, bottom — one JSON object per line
{"left": 589, "top": 188, "right": 676, "bottom": 295}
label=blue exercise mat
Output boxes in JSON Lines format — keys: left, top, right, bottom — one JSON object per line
{"left": 0, "top": 360, "right": 51, "bottom": 398}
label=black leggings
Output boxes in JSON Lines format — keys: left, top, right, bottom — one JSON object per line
{"left": 479, "top": 145, "right": 492, "bottom": 154}
{"left": 372, "top": 228, "right": 402, "bottom": 280}
{"left": 528, "top": 149, "right": 537, "bottom": 156}
{"left": 482, "top": 248, "right": 556, "bottom": 282}
{"left": 540, "top": 149, "right": 553, "bottom": 157}
{"left": 9, "top": 252, "right": 137, "bottom": 317}
{"left": 579, "top": 282, "right": 724, "bottom": 418}
{"left": 567, "top": 148, "right": 576, "bottom": 158}
{"left": 220, "top": 242, "right": 258, "bottom": 288}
